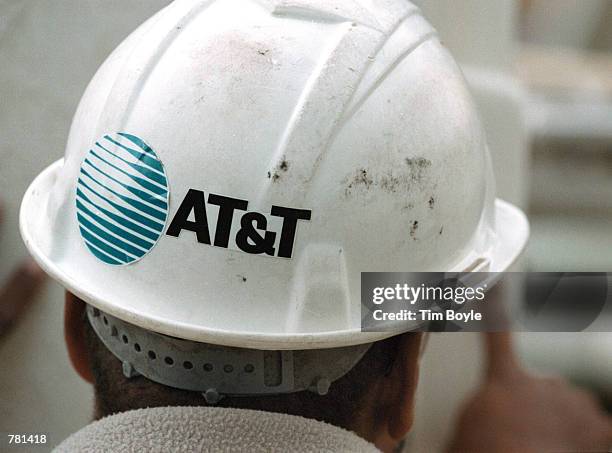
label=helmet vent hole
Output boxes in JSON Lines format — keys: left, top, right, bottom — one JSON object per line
{"left": 134, "top": 343, "right": 141, "bottom": 352}
{"left": 111, "top": 326, "right": 118, "bottom": 337}
{"left": 164, "top": 357, "right": 174, "bottom": 366}
{"left": 183, "top": 361, "right": 193, "bottom": 370}
{"left": 224, "top": 365, "right": 234, "bottom": 373}
{"left": 203, "top": 363, "right": 213, "bottom": 372}
{"left": 103, "top": 316, "right": 108, "bottom": 326}
{"left": 148, "top": 351, "right": 157, "bottom": 360}
{"left": 122, "top": 334, "right": 129, "bottom": 344}
{"left": 244, "top": 364, "right": 255, "bottom": 373}
{"left": 92, "top": 308, "right": 100, "bottom": 317}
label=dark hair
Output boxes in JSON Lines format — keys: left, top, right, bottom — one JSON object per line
{"left": 83, "top": 311, "right": 408, "bottom": 431}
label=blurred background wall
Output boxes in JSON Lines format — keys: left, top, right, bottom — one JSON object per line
{"left": 519, "top": 0, "right": 612, "bottom": 271}
{"left": 516, "top": 0, "right": 612, "bottom": 412}
{"left": 1, "top": 0, "right": 611, "bottom": 451}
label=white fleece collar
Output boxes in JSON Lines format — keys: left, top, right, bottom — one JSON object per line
{"left": 54, "top": 405, "right": 380, "bottom": 452}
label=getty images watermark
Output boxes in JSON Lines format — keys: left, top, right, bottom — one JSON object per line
{"left": 361, "top": 273, "right": 612, "bottom": 332}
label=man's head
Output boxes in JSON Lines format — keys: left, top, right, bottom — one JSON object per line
{"left": 64, "top": 293, "right": 423, "bottom": 452}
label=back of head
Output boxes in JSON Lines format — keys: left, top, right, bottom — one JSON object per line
{"left": 80, "top": 301, "right": 409, "bottom": 432}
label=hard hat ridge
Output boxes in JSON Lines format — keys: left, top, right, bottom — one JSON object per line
{"left": 254, "top": 0, "right": 431, "bottom": 207}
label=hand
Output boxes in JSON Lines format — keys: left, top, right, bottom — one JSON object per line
{"left": 447, "top": 332, "right": 612, "bottom": 452}
{"left": 0, "top": 203, "right": 46, "bottom": 338}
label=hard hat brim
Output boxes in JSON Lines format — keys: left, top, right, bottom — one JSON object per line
{"left": 21, "top": 159, "right": 529, "bottom": 350}
{"left": 488, "top": 198, "right": 530, "bottom": 273}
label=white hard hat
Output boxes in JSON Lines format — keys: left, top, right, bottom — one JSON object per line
{"left": 20, "top": 0, "right": 528, "bottom": 351}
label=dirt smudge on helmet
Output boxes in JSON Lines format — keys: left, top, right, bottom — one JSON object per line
{"left": 410, "top": 221, "right": 419, "bottom": 240}
{"left": 343, "top": 157, "right": 433, "bottom": 197}
{"left": 268, "top": 157, "right": 290, "bottom": 182}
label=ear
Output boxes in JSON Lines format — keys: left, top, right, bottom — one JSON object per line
{"left": 385, "top": 333, "right": 423, "bottom": 441}
{"left": 64, "top": 292, "right": 94, "bottom": 384}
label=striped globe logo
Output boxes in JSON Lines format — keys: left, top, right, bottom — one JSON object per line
{"left": 76, "top": 133, "right": 169, "bottom": 265}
